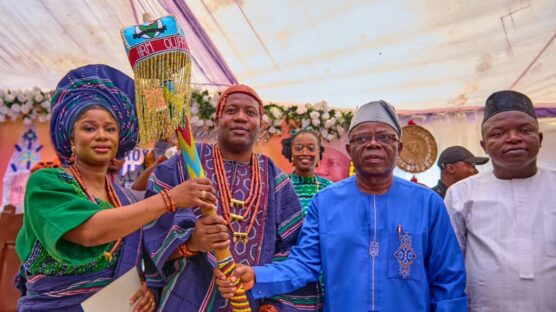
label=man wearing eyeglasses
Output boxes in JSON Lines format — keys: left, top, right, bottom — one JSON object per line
{"left": 215, "top": 100, "right": 467, "bottom": 312}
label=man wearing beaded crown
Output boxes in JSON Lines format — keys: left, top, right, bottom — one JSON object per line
{"left": 143, "top": 84, "right": 321, "bottom": 311}
{"left": 216, "top": 100, "right": 468, "bottom": 311}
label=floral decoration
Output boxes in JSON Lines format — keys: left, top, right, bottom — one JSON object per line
{"left": 281, "top": 100, "right": 353, "bottom": 141}
{"left": 0, "top": 87, "right": 52, "bottom": 124}
{"left": 263, "top": 103, "right": 284, "bottom": 134}
{"left": 190, "top": 88, "right": 218, "bottom": 131}
{"left": 1, "top": 87, "right": 353, "bottom": 142}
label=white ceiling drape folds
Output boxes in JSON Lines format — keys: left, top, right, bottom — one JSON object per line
{"left": 0, "top": 0, "right": 555, "bottom": 110}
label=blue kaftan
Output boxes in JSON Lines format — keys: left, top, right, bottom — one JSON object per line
{"left": 252, "top": 175, "right": 467, "bottom": 312}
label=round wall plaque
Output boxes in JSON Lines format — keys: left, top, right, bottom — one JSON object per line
{"left": 397, "top": 125, "right": 437, "bottom": 173}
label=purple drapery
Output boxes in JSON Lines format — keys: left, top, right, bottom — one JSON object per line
{"left": 536, "top": 107, "right": 556, "bottom": 118}
{"left": 160, "top": 0, "right": 238, "bottom": 90}
{"left": 397, "top": 106, "right": 556, "bottom": 119}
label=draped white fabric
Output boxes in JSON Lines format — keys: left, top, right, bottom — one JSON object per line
{"left": 0, "top": 0, "right": 554, "bottom": 184}
{"left": 0, "top": 0, "right": 556, "bottom": 110}
{"left": 187, "top": 0, "right": 556, "bottom": 109}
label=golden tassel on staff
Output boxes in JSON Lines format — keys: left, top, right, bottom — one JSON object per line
{"left": 121, "top": 14, "right": 252, "bottom": 312}
{"left": 132, "top": 45, "right": 191, "bottom": 142}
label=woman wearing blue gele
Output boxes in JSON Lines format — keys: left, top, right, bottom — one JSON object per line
{"left": 15, "top": 64, "right": 216, "bottom": 311}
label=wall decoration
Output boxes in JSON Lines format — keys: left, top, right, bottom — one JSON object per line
{"left": 397, "top": 122, "right": 437, "bottom": 173}
{"left": 2, "top": 124, "right": 43, "bottom": 212}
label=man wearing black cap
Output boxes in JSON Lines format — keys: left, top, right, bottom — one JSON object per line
{"left": 445, "top": 90, "right": 556, "bottom": 311}
{"left": 431, "top": 146, "right": 489, "bottom": 198}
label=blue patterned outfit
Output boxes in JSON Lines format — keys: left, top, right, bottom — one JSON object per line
{"left": 144, "top": 143, "right": 321, "bottom": 311}
{"left": 251, "top": 176, "right": 467, "bottom": 311}
{"left": 15, "top": 169, "right": 142, "bottom": 311}
{"left": 15, "top": 64, "right": 142, "bottom": 311}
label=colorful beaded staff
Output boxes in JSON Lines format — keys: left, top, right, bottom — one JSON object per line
{"left": 121, "top": 15, "right": 191, "bottom": 145}
{"left": 122, "top": 15, "right": 252, "bottom": 312}
{"left": 218, "top": 255, "right": 252, "bottom": 311}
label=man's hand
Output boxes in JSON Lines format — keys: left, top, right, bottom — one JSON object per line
{"left": 188, "top": 215, "right": 229, "bottom": 252}
{"left": 213, "top": 264, "right": 255, "bottom": 299}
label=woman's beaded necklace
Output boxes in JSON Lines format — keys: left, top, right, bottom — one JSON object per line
{"left": 213, "top": 144, "right": 263, "bottom": 243}
{"left": 69, "top": 164, "right": 122, "bottom": 261}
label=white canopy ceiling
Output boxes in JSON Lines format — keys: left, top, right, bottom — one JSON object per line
{"left": 0, "top": 0, "right": 555, "bottom": 110}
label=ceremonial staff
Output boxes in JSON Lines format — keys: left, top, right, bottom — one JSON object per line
{"left": 122, "top": 15, "right": 251, "bottom": 312}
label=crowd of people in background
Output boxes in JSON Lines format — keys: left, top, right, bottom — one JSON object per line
{"left": 12, "top": 63, "right": 555, "bottom": 311}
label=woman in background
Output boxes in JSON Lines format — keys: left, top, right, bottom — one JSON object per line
{"left": 15, "top": 64, "right": 216, "bottom": 311}
{"left": 281, "top": 129, "right": 333, "bottom": 213}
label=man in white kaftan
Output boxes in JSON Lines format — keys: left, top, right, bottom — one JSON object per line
{"left": 445, "top": 90, "right": 556, "bottom": 312}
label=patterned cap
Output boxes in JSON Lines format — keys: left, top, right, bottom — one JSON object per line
{"left": 349, "top": 100, "right": 401, "bottom": 135}
{"left": 483, "top": 90, "right": 536, "bottom": 123}
{"left": 216, "top": 84, "right": 263, "bottom": 121}
{"left": 50, "top": 64, "right": 138, "bottom": 165}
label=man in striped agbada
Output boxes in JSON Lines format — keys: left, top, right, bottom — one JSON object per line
{"left": 143, "top": 84, "right": 322, "bottom": 311}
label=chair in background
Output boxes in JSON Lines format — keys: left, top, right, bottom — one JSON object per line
{"left": 0, "top": 204, "right": 23, "bottom": 311}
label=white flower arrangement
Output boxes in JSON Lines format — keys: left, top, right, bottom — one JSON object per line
{"left": 0, "top": 87, "right": 354, "bottom": 142}
{"left": 262, "top": 103, "right": 284, "bottom": 137}
{"left": 189, "top": 89, "right": 217, "bottom": 137}
{"left": 0, "top": 87, "right": 52, "bottom": 123}
{"left": 311, "top": 118, "right": 321, "bottom": 127}
{"left": 309, "top": 111, "right": 320, "bottom": 120}
{"left": 296, "top": 105, "right": 307, "bottom": 115}
{"left": 281, "top": 101, "right": 353, "bottom": 142}
{"left": 270, "top": 106, "right": 282, "bottom": 119}
{"left": 324, "top": 118, "right": 336, "bottom": 129}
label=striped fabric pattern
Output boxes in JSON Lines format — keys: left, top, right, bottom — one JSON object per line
{"left": 143, "top": 144, "right": 322, "bottom": 311}
{"left": 288, "top": 173, "right": 333, "bottom": 214}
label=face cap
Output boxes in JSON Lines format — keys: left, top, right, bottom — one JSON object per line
{"left": 437, "top": 146, "right": 489, "bottom": 169}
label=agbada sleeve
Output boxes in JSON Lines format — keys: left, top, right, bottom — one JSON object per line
{"left": 259, "top": 169, "right": 323, "bottom": 311}
{"left": 21, "top": 169, "right": 109, "bottom": 264}
{"left": 444, "top": 187, "right": 468, "bottom": 254}
{"left": 142, "top": 156, "right": 197, "bottom": 286}
{"left": 252, "top": 191, "right": 322, "bottom": 299}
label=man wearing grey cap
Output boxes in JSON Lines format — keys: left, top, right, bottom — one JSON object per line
{"left": 445, "top": 90, "right": 556, "bottom": 311}
{"left": 432, "top": 146, "right": 489, "bottom": 198}
{"left": 215, "top": 100, "right": 467, "bottom": 312}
